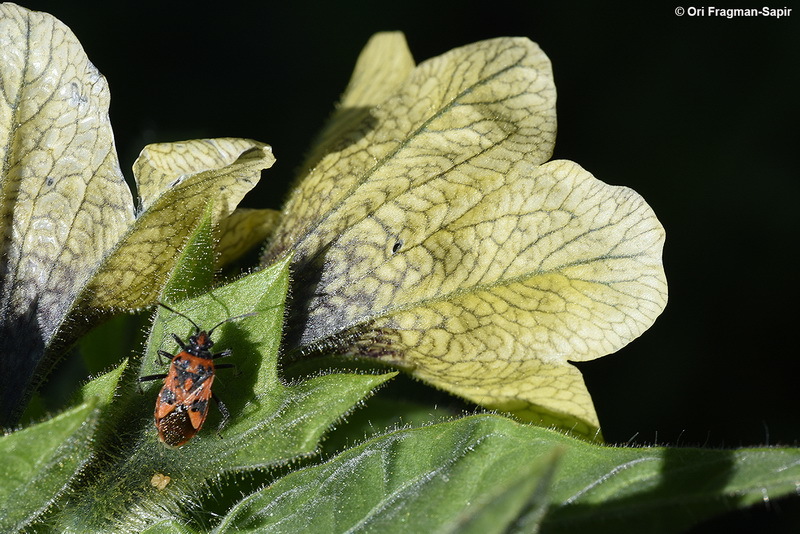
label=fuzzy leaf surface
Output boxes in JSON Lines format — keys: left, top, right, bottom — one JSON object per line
{"left": 52, "top": 255, "right": 394, "bottom": 531}
{"left": 0, "top": 4, "right": 275, "bottom": 425}
{"left": 0, "top": 360, "right": 127, "bottom": 531}
{"left": 214, "top": 415, "right": 800, "bottom": 534}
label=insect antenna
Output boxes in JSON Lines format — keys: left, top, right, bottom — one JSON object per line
{"left": 157, "top": 302, "right": 201, "bottom": 334}
{"left": 156, "top": 302, "right": 256, "bottom": 335}
{"left": 208, "top": 312, "right": 258, "bottom": 336}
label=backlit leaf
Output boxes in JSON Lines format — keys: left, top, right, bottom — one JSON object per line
{"left": 134, "top": 138, "right": 272, "bottom": 217}
{"left": 0, "top": 3, "right": 133, "bottom": 422}
{"left": 0, "top": 4, "right": 275, "bottom": 425}
{"left": 339, "top": 31, "right": 415, "bottom": 109}
{"left": 215, "top": 208, "right": 281, "bottom": 268}
{"left": 261, "top": 35, "right": 667, "bottom": 436}
{"left": 300, "top": 32, "right": 416, "bottom": 171}
{"left": 82, "top": 138, "right": 275, "bottom": 310}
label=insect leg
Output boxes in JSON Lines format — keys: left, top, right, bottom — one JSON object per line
{"left": 139, "top": 373, "right": 169, "bottom": 382}
{"left": 212, "top": 349, "right": 232, "bottom": 360}
{"left": 137, "top": 373, "right": 168, "bottom": 393}
{"left": 156, "top": 350, "right": 174, "bottom": 365}
{"left": 214, "top": 361, "right": 242, "bottom": 378}
{"left": 213, "top": 393, "right": 230, "bottom": 437}
{"left": 171, "top": 333, "right": 188, "bottom": 350}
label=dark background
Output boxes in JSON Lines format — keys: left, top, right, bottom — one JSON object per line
{"left": 22, "top": 1, "right": 798, "bottom": 449}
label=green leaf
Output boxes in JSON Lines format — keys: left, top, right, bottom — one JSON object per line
{"left": 51, "top": 255, "right": 395, "bottom": 531}
{"left": 448, "top": 448, "right": 560, "bottom": 534}
{"left": 542, "top": 443, "right": 800, "bottom": 534}
{"left": 0, "top": 400, "right": 99, "bottom": 532}
{"left": 74, "top": 358, "right": 129, "bottom": 407}
{"left": 215, "top": 415, "right": 562, "bottom": 533}
{"left": 160, "top": 200, "right": 216, "bottom": 301}
{"left": 140, "top": 519, "right": 197, "bottom": 534}
{"left": 319, "top": 394, "right": 460, "bottom": 457}
{"left": 0, "top": 360, "right": 127, "bottom": 531}
{"left": 210, "top": 415, "right": 800, "bottom": 533}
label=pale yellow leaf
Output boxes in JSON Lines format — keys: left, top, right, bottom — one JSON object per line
{"left": 216, "top": 207, "right": 281, "bottom": 267}
{"left": 340, "top": 31, "right": 416, "bottom": 110}
{"left": 264, "top": 37, "right": 556, "bottom": 266}
{"left": 301, "top": 31, "right": 416, "bottom": 173}
{"left": 344, "top": 158, "right": 666, "bottom": 434}
{"left": 82, "top": 139, "right": 275, "bottom": 309}
{"left": 0, "top": 4, "right": 133, "bottom": 419}
{"left": 135, "top": 137, "right": 272, "bottom": 218}
{"left": 263, "top": 35, "right": 666, "bottom": 436}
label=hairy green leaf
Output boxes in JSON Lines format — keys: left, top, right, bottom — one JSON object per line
{"left": 0, "top": 360, "right": 127, "bottom": 531}
{"left": 212, "top": 415, "right": 800, "bottom": 533}
{"left": 50, "top": 253, "right": 393, "bottom": 531}
{"left": 215, "top": 416, "right": 560, "bottom": 532}
{"left": 0, "top": 400, "right": 99, "bottom": 532}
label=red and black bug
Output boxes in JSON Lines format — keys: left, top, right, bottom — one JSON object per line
{"left": 138, "top": 303, "right": 254, "bottom": 447}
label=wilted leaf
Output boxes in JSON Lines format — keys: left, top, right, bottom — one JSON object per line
{"left": 261, "top": 35, "right": 667, "bottom": 436}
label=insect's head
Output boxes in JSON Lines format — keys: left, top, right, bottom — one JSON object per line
{"left": 188, "top": 331, "right": 214, "bottom": 351}
{"left": 157, "top": 302, "right": 257, "bottom": 349}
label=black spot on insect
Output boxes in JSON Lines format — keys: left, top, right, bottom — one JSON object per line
{"left": 45, "top": 177, "right": 54, "bottom": 186}
{"left": 160, "top": 388, "right": 177, "bottom": 405}
{"left": 392, "top": 240, "right": 403, "bottom": 254}
{"left": 191, "top": 398, "right": 208, "bottom": 413}
{"left": 139, "top": 302, "right": 257, "bottom": 447}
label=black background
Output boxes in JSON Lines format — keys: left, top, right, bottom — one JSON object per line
{"left": 20, "top": 1, "right": 798, "bottom": 450}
